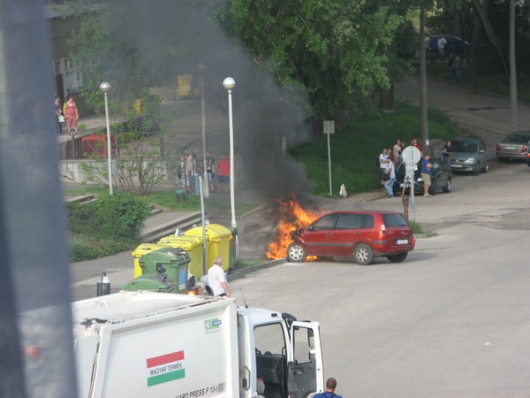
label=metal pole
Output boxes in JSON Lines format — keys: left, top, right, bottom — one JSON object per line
{"left": 419, "top": 8, "right": 430, "bottom": 154}
{"left": 509, "top": 0, "right": 518, "bottom": 131}
{"left": 327, "top": 130, "right": 332, "bottom": 196}
{"left": 199, "top": 176, "right": 207, "bottom": 276}
{"left": 104, "top": 92, "right": 113, "bottom": 195}
{"left": 411, "top": 171, "right": 416, "bottom": 221}
{"left": 201, "top": 76, "right": 209, "bottom": 198}
{"left": 227, "top": 88, "right": 239, "bottom": 259}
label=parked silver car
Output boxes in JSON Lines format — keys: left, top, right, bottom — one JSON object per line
{"left": 450, "top": 136, "right": 489, "bottom": 175}
{"left": 496, "top": 131, "right": 530, "bottom": 161}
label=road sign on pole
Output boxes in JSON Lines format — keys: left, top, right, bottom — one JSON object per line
{"left": 401, "top": 146, "right": 421, "bottom": 221}
{"left": 324, "top": 121, "right": 335, "bottom": 196}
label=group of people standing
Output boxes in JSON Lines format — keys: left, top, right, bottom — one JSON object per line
{"left": 179, "top": 148, "right": 230, "bottom": 194}
{"left": 379, "top": 138, "right": 453, "bottom": 198}
{"left": 379, "top": 137, "right": 427, "bottom": 198}
{"left": 54, "top": 95, "right": 79, "bottom": 135}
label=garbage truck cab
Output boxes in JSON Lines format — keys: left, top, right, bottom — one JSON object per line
{"left": 237, "top": 307, "right": 324, "bottom": 398}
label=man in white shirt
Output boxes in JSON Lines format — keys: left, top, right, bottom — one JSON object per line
{"left": 207, "top": 256, "right": 230, "bottom": 297}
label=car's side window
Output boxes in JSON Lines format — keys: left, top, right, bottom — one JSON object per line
{"left": 358, "top": 215, "right": 374, "bottom": 229}
{"left": 337, "top": 214, "right": 358, "bottom": 230}
{"left": 312, "top": 214, "right": 339, "bottom": 230}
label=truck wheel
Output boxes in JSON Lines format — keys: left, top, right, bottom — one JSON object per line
{"left": 354, "top": 243, "right": 373, "bottom": 265}
{"left": 286, "top": 243, "right": 306, "bottom": 263}
{"left": 387, "top": 252, "right": 408, "bottom": 263}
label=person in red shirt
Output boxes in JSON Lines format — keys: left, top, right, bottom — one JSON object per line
{"left": 217, "top": 153, "right": 230, "bottom": 194}
{"left": 410, "top": 137, "right": 423, "bottom": 157}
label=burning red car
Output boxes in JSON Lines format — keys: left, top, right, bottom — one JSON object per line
{"left": 286, "top": 210, "right": 415, "bottom": 265}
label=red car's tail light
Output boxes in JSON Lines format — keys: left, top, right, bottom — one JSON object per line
{"left": 522, "top": 145, "right": 528, "bottom": 153}
{"left": 496, "top": 144, "right": 500, "bottom": 151}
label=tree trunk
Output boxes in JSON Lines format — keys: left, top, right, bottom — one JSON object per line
{"left": 473, "top": 0, "right": 509, "bottom": 79}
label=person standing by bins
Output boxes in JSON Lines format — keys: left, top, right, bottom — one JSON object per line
{"left": 217, "top": 153, "right": 230, "bottom": 194}
{"left": 314, "top": 377, "right": 343, "bottom": 398}
{"left": 207, "top": 256, "right": 230, "bottom": 297}
{"left": 206, "top": 151, "right": 216, "bottom": 193}
{"left": 63, "top": 96, "right": 79, "bottom": 134}
{"left": 421, "top": 153, "right": 433, "bottom": 197}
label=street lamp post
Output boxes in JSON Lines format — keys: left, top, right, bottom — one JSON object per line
{"left": 99, "top": 82, "right": 113, "bottom": 195}
{"left": 222, "top": 77, "right": 238, "bottom": 260}
{"left": 199, "top": 64, "right": 209, "bottom": 198}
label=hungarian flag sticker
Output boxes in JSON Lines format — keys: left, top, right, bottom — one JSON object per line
{"left": 146, "top": 351, "right": 185, "bottom": 387}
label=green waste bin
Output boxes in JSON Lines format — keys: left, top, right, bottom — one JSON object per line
{"left": 157, "top": 235, "right": 205, "bottom": 278}
{"left": 121, "top": 273, "right": 176, "bottom": 293}
{"left": 185, "top": 224, "right": 233, "bottom": 270}
{"left": 131, "top": 243, "right": 170, "bottom": 278}
{"left": 137, "top": 248, "right": 190, "bottom": 293}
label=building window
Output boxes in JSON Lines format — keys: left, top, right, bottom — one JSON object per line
{"left": 65, "top": 60, "right": 82, "bottom": 93}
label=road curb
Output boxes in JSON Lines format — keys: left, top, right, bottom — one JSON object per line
{"left": 227, "top": 258, "right": 285, "bottom": 282}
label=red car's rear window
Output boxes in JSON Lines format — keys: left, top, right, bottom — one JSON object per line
{"left": 382, "top": 213, "right": 409, "bottom": 227}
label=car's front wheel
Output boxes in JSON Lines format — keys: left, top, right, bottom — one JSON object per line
{"left": 482, "top": 164, "right": 489, "bottom": 173}
{"left": 387, "top": 252, "right": 408, "bottom": 263}
{"left": 354, "top": 243, "right": 374, "bottom": 265}
{"left": 286, "top": 242, "right": 306, "bottom": 263}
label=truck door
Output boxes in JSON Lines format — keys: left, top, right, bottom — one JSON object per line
{"left": 288, "top": 321, "right": 324, "bottom": 398}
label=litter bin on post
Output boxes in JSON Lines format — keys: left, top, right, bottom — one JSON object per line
{"left": 157, "top": 235, "right": 205, "bottom": 278}
{"left": 136, "top": 248, "right": 190, "bottom": 293}
{"left": 184, "top": 224, "right": 233, "bottom": 271}
{"left": 176, "top": 188, "right": 186, "bottom": 203}
{"left": 131, "top": 243, "right": 170, "bottom": 278}
{"left": 96, "top": 273, "right": 111, "bottom": 296}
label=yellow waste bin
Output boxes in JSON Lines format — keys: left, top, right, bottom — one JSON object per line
{"left": 157, "top": 235, "right": 205, "bottom": 278}
{"left": 177, "top": 74, "right": 194, "bottom": 98}
{"left": 184, "top": 224, "right": 233, "bottom": 271}
{"left": 131, "top": 243, "right": 170, "bottom": 278}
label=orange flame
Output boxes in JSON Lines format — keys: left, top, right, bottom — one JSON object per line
{"left": 266, "top": 196, "right": 322, "bottom": 260}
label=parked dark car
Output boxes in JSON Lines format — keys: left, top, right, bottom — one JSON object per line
{"left": 428, "top": 35, "right": 471, "bottom": 57}
{"left": 450, "top": 136, "right": 489, "bottom": 175}
{"left": 286, "top": 211, "right": 415, "bottom": 265}
{"left": 496, "top": 131, "right": 530, "bottom": 161}
{"left": 392, "top": 157, "right": 452, "bottom": 196}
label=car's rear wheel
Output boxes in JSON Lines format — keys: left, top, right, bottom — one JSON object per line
{"left": 354, "top": 243, "right": 373, "bottom": 265}
{"left": 286, "top": 243, "right": 306, "bottom": 263}
{"left": 442, "top": 178, "right": 452, "bottom": 193}
{"left": 429, "top": 180, "right": 437, "bottom": 195}
{"left": 387, "top": 252, "right": 408, "bottom": 263}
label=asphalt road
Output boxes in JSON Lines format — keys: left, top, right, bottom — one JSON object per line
{"left": 227, "top": 78, "right": 530, "bottom": 396}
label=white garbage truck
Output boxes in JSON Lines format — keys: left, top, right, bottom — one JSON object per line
{"left": 72, "top": 291, "right": 324, "bottom": 398}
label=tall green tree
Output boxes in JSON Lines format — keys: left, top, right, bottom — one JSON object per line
{"left": 219, "top": 0, "right": 408, "bottom": 122}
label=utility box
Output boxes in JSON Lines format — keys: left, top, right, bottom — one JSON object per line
{"left": 157, "top": 235, "right": 205, "bottom": 278}
{"left": 177, "top": 74, "right": 195, "bottom": 98}
{"left": 184, "top": 224, "right": 233, "bottom": 270}
{"left": 137, "top": 248, "right": 190, "bottom": 293}
{"left": 81, "top": 133, "right": 116, "bottom": 158}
